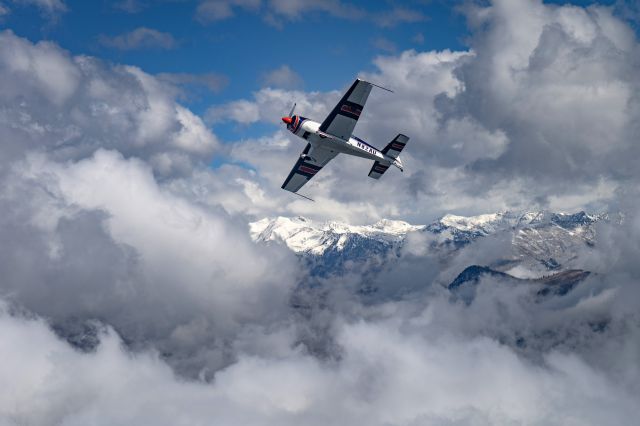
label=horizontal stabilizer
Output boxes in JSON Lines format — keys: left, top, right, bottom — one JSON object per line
{"left": 368, "top": 160, "right": 390, "bottom": 180}
{"left": 382, "top": 134, "right": 409, "bottom": 159}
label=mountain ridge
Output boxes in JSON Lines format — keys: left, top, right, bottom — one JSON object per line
{"left": 250, "top": 210, "right": 605, "bottom": 278}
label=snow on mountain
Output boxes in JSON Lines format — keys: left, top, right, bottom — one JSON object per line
{"left": 250, "top": 216, "right": 425, "bottom": 276}
{"left": 250, "top": 211, "right": 604, "bottom": 277}
{"left": 250, "top": 216, "right": 424, "bottom": 255}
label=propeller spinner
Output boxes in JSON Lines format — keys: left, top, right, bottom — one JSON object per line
{"left": 282, "top": 102, "right": 296, "bottom": 124}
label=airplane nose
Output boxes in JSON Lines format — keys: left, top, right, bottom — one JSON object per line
{"left": 282, "top": 116, "right": 292, "bottom": 124}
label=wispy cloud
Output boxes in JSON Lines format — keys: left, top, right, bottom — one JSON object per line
{"left": 99, "top": 27, "right": 178, "bottom": 50}
{"left": 195, "top": 0, "right": 260, "bottom": 23}
{"left": 113, "top": 0, "right": 146, "bottom": 13}
{"left": 10, "top": 0, "right": 67, "bottom": 17}
{"left": 156, "top": 72, "right": 229, "bottom": 95}
{"left": 372, "top": 36, "right": 397, "bottom": 52}
{"left": 260, "top": 65, "right": 304, "bottom": 89}
{"left": 195, "top": 0, "right": 426, "bottom": 28}
{"left": 266, "top": 0, "right": 365, "bottom": 21}
{"left": 373, "top": 7, "right": 428, "bottom": 28}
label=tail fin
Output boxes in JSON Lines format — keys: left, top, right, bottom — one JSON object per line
{"left": 382, "top": 134, "right": 409, "bottom": 159}
{"left": 368, "top": 134, "right": 409, "bottom": 180}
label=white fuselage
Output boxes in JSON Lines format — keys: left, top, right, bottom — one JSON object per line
{"left": 292, "top": 118, "right": 393, "bottom": 164}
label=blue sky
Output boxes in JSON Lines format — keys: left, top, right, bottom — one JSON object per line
{"left": 0, "top": 0, "right": 628, "bottom": 145}
{"left": 2, "top": 1, "right": 465, "bottom": 99}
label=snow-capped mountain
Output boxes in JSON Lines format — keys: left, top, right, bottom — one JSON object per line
{"left": 250, "top": 216, "right": 424, "bottom": 254}
{"left": 250, "top": 211, "right": 604, "bottom": 278}
{"left": 250, "top": 216, "right": 424, "bottom": 276}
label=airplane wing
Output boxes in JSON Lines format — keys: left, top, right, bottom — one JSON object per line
{"left": 281, "top": 143, "right": 338, "bottom": 193}
{"left": 318, "top": 79, "right": 373, "bottom": 141}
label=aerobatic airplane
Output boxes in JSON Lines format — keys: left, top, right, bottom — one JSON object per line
{"left": 281, "top": 78, "right": 409, "bottom": 199}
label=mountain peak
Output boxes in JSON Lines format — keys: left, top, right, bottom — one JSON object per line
{"left": 249, "top": 216, "right": 424, "bottom": 257}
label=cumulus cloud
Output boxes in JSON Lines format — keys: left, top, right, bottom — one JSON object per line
{"left": 3, "top": 259, "right": 640, "bottom": 425}
{"left": 0, "top": 29, "right": 299, "bottom": 377}
{"left": 99, "top": 27, "right": 178, "bottom": 50}
{"left": 0, "top": 30, "right": 217, "bottom": 176}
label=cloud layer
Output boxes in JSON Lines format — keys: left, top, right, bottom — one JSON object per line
{"left": 1, "top": 1, "right": 640, "bottom": 424}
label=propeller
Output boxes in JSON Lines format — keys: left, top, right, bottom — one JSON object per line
{"left": 282, "top": 102, "right": 296, "bottom": 124}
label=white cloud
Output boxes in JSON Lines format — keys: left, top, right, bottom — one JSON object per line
{"left": 196, "top": 0, "right": 425, "bottom": 29}
{"left": 11, "top": 0, "right": 66, "bottom": 15}
{"left": 196, "top": 0, "right": 261, "bottom": 23}
{"left": 0, "top": 29, "right": 302, "bottom": 380}
{"left": 0, "top": 30, "right": 80, "bottom": 105}
{"left": 99, "top": 27, "right": 178, "bottom": 50}
{"left": 1, "top": 146, "right": 298, "bottom": 375}
{"left": 260, "top": 65, "right": 304, "bottom": 89}
{"left": 2, "top": 286, "right": 640, "bottom": 425}
{"left": 0, "top": 30, "right": 218, "bottom": 176}
{"left": 266, "top": 0, "right": 364, "bottom": 21}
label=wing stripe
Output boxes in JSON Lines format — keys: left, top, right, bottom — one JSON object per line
{"left": 299, "top": 165, "right": 318, "bottom": 175}
{"left": 319, "top": 80, "right": 360, "bottom": 133}
{"left": 318, "top": 79, "right": 373, "bottom": 141}
{"left": 281, "top": 155, "right": 308, "bottom": 190}
{"left": 338, "top": 101, "right": 363, "bottom": 119}
{"left": 300, "top": 162, "right": 322, "bottom": 171}
{"left": 282, "top": 144, "right": 339, "bottom": 194}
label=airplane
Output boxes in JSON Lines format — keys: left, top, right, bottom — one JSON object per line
{"left": 280, "top": 78, "right": 409, "bottom": 199}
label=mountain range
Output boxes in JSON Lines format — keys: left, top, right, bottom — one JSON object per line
{"left": 250, "top": 211, "right": 605, "bottom": 295}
